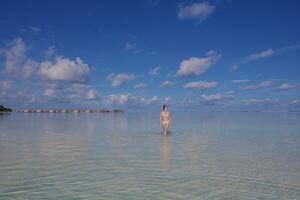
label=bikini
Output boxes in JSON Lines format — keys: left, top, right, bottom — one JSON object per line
{"left": 162, "top": 120, "right": 170, "bottom": 125}
{"left": 161, "top": 113, "right": 170, "bottom": 124}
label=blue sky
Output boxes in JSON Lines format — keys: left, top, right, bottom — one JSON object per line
{"left": 0, "top": 0, "right": 300, "bottom": 110}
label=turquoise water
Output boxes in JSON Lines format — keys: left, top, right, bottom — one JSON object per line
{"left": 0, "top": 111, "right": 299, "bottom": 199}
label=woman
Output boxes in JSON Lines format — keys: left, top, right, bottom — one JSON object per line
{"left": 160, "top": 104, "right": 171, "bottom": 136}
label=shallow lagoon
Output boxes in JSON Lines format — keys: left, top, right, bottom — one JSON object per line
{"left": 0, "top": 111, "right": 299, "bottom": 199}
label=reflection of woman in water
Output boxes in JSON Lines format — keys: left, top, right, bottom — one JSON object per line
{"left": 161, "top": 136, "right": 170, "bottom": 167}
{"left": 160, "top": 104, "right": 171, "bottom": 136}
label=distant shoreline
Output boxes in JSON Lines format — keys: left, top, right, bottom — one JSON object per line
{"left": 18, "top": 109, "right": 125, "bottom": 113}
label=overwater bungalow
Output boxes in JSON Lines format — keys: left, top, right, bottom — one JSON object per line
{"left": 60, "top": 109, "right": 69, "bottom": 113}
{"left": 112, "top": 109, "right": 124, "bottom": 113}
{"left": 99, "top": 109, "right": 110, "bottom": 113}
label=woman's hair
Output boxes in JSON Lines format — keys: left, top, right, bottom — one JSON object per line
{"left": 163, "top": 104, "right": 167, "bottom": 111}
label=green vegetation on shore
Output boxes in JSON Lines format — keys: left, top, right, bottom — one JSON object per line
{"left": 0, "top": 105, "right": 13, "bottom": 112}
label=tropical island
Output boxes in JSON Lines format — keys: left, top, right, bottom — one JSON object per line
{"left": 1, "top": 105, "right": 125, "bottom": 113}
{"left": 0, "top": 105, "right": 13, "bottom": 112}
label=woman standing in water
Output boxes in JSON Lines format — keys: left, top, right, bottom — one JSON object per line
{"left": 160, "top": 105, "right": 171, "bottom": 136}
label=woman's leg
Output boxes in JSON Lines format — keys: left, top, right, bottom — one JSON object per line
{"left": 162, "top": 123, "right": 170, "bottom": 136}
{"left": 164, "top": 123, "right": 170, "bottom": 136}
{"left": 161, "top": 122, "right": 166, "bottom": 136}
{"left": 161, "top": 122, "right": 165, "bottom": 134}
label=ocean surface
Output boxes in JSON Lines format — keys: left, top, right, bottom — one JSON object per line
{"left": 0, "top": 111, "right": 299, "bottom": 199}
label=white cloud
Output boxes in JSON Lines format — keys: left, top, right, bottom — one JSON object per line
{"left": 28, "top": 26, "right": 41, "bottom": 32}
{"left": 0, "top": 38, "right": 38, "bottom": 79}
{"left": 1, "top": 38, "right": 93, "bottom": 82}
{"left": 230, "top": 45, "right": 300, "bottom": 72}
{"left": 23, "top": 59, "right": 39, "bottom": 79}
{"left": 0, "top": 38, "right": 99, "bottom": 107}
{"left": 246, "top": 48, "right": 274, "bottom": 61}
{"left": 43, "top": 83, "right": 100, "bottom": 103}
{"left": 231, "top": 45, "right": 300, "bottom": 71}
{"left": 184, "top": 81, "right": 218, "bottom": 90}
{"left": 86, "top": 89, "right": 99, "bottom": 100}
{"left": 0, "top": 80, "right": 12, "bottom": 91}
{"left": 230, "top": 63, "right": 239, "bottom": 72}
{"left": 278, "top": 83, "right": 296, "bottom": 90}
{"left": 176, "top": 50, "right": 221, "bottom": 77}
{"left": 107, "top": 73, "right": 135, "bottom": 87}
{"left": 124, "top": 41, "right": 143, "bottom": 54}
{"left": 178, "top": 2, "right": 216, "bottom": 22}
{"left": 226, "top": 90, "right": 235, "bottom": 95}
{"left": 124, "top": 41, "right": 136, "bottom": 51}
{"left": 45, "top": 46, "right": 57, "bottom": 58}
{"left": 146, "top": 96, "right": 158, "bottom": 105}
{"left": 161, "top": 80, "right": 174, "bottom": 87}
{"left": 134, "top": 82, "right": 147, "bottom": 89}
{"left": 13, "top": 90, "right": 36, "bottom": 103}
{"left": 244, "top": 98, "right": 278, "bottom": 106}
{"left": 231, "top": 79, "right": 249, "bottom": 83}
{"left": 44, "top": 88, "right": 56, "bottom": 97}
{"left": 67, "top": 84, "right": 95, "bottom": 101}
{"left": 164, "top": 97, "right": 171, "bottom": 103}
{"left": 107, "top": 93, "right": 158, "bottom": 106}
{"left": 290, "top": 98, "right": 300, "bottom": 105}
{"left": 230, "top": 44, "right": 300, "bottom": 72}
{"left": 200, "top": 93, "right": 234, "bottom": 105}
{"left": 201, "top": 93, "right": 225, "bottom": 102}
{"left": 107, "top": 93, "right": 131, "bottom": 105}
{"left": 0, "top": 80, "right": 36, "bottom": 104}
{"left": 240, "top": 80, "right": 272, "bottom": 90}
{"left": 149, "top": 66, "right": 160, "bottom": 76}
{"left": 258, "top": 81, "right": 272, "bottom": 87}
{"left": 1, "top": 38, "right": 26, "bottom": 75}
{"left": 39, "top": 57, "right": 90, "bottom": 82}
